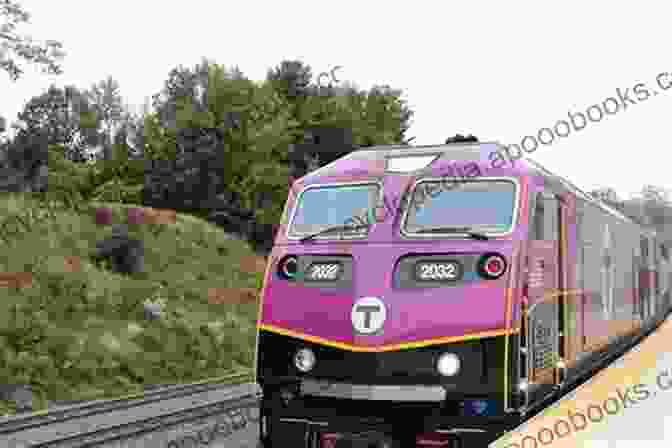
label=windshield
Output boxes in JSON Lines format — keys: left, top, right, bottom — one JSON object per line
{"left": 402, "top": 179, "right": 518, "bottom": 235}
{"left": 289, "top": 183, "right": 380, "bottom": 238}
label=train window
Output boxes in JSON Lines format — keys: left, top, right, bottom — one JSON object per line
{"left": 533, "top": 194, "right": 544, "bottom": 240}
{"left": 640, "top": 237, "right": 649, "bottom": 263}
{"left": 575, "top": 210, "right": 584, "bottom": 291}
{"left": 581, "top": 206, "right": 602, "bottom": 300}
{"left": 534, "top": 193, "right": 560, "bottom": 241}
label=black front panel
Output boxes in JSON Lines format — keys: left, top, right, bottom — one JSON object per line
{"left": 277, "top": 255, "right": 354, "bottom": 289}
{"left": 256, "top": 330, "right": 505, "bottom": 396}
{"left": 394, "top": 254, "right": 482, "bottom": 289}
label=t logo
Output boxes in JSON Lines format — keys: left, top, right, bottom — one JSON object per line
{"left": 351, "top": 297, "right": 387, "bottom": 334}
{"left": 355, "top": 305, "right": 380, "bottom": 329}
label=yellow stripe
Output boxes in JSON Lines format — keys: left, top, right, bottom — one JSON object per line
{"left": 253, "top": 256, "right": 275, "bottom": 371}
{"left": 258, "top": 324, "right": 518, "bottom": 352}
{"left": 504, "top": 255, "right": 517, "bottom": 409}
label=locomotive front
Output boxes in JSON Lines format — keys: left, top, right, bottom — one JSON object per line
{"left": 255, "top": 146, "right": 529, "bottom": 447}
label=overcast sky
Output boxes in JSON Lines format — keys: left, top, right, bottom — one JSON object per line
{"left": 1, "top": 1, "right": 671, "bottom": 199}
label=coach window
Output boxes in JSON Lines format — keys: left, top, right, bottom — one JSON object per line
{"left": 534, "top": 192, "right": 559, "bottom": 241}
{"left": 532, "top": 193, "right": 544, "bottom": 239}
{"left": 655, "top": 243, "right": 662, "bottom": 298}
{"left": 663, "top": 245, "right": 671, "bottom": 305}
{"left": 638, "top": 237, "right": 649, "bottom": 313}
{"left": 640, "top": 237, "right": 650, "bottom": 266}
{"left": 575, "top": 205, "right": 584, "bottom": 293}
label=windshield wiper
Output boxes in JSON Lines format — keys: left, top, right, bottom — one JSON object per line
{"left": 299, "top": 224, "right": 370, "bottom": 242}
{"left": 415, "top": 226, "right": 489, "bottom": 240}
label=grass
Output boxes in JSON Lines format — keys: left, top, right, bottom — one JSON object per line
{"left": 0, "top": 192, "right": 266, "bottom": 412}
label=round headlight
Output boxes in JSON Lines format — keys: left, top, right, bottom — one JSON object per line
{"left": 294, "top": 348, "right": 316, "bottom": 373}
{"left": 436, "top": 353, "right": 460, "bottom": 377}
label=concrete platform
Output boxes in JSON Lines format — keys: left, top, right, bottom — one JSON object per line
{"left": 490, "top": 316, "right": 672, "bottom": 448}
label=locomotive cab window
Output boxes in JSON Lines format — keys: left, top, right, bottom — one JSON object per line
{"left": 288, "top": 183, "right": 380, "bottom": 239}
{"left": 401, "top": 178, "right": 518, "bottom": 236}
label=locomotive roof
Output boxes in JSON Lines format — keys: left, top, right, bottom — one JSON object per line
{"left": 301, "top": 142, "right": 650, "bottom": 232}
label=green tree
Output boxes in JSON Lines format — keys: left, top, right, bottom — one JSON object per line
{"left": 171, "top": 62, "right": 295, "bottom": 224}
{"left": 0, "top": 0, "right": 65, "bottom": 80}
{"left": 266, "top": 60, "right": 313, "bottom": 100}
{"left": 85, "top": 76, "right": 126, "bottom": 161}
{"left": 152, "top": 58, "right": 215, "bottom": 131}
{"left": 12, "top": 84, "right": 98, "bottom": 162}
{"left": 264, "top": 59, "right": 414, "bottom": 177}
{"left": 144, "top": 58, "right": 415, "bottom": 242}
{"left": 290, "top": 82, "right": 414, "bottom": 165}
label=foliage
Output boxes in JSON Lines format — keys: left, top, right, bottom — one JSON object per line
{"left": 162, "top": 58, "right": 414, "bottom": 229}
{"left": 0, "top": 0, "right": 65, "bottom": 80}
{"left": 266, "top": 60, "right": 313, "bottom": 100}
{"left": 85, "top": 76, "right": 127, "bottom": 161}
{"left": 151, "top": 58, "right": 216, "bottom": 131}
{"left": 141, "top": 112, "right": 179, "bottom": 162}
{"left": 5, "top": 55, "right": 415, "bottom": 262}
{"left": 11, "top": 85, "right": 99, "bottom": 162}
{"left": 174, "top": 65, "right": 296, "bottom": 223}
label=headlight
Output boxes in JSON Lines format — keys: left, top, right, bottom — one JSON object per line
{"left": 436, "top": 353, "right": 460, "bottom": 376}
{"left": 294, "top": 348, "right": 316, "bottom": 373}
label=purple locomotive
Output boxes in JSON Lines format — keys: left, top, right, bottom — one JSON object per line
{"left": 254, "top": 142, "right": 671, "bottom": 447}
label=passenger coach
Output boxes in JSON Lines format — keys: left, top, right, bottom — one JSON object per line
{"left": 254, "top": 142, "right": 672, "bottom": 447}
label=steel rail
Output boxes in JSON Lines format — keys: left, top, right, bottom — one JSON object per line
{"left": 0, "top": 370, "right": 253, "bottom": 435}
{"left": 22, "top": 383, "right": 261, "bottom": 447}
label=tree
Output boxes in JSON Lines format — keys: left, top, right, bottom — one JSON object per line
{"left": 151, "top": 58, "right": 214, "bottom": 132}
{"left": 0, "top": 115, "right": 9, "bottom": 164}
{"left": 266, "top": 60, "right": 313, "bottom": 100}
{"left": 12, "top": 84, "right": 98, "bottom": 162}
{"left": 0, "top": 114, "right": 7, "bottom": 145}
{"left": 143, "top": 58, "right": 416, "bottom": 251}
{"left": 85, "top": 76, "right": 126, "bottom": 161}
{"left": 289, "top": 82, "right": 414, "bottom": 171}
{"left": 170, "top": 62, "right": 294, "bottom": 219}
{"left": 0, "top": 0, "right": 65, "bottom": 80}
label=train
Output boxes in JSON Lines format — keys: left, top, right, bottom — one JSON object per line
{"left": 254, "top": 141, "right": 672, "bottom": 447}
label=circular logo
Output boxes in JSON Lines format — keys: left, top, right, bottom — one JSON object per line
{"left": 351, "top": 297, "right": 386, "bottom": 334}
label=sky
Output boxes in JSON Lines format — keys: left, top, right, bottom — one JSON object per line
{"left": 1, "top": 1, "right": 671, "bottom": 200}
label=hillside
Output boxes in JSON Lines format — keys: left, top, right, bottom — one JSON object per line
{"left": 0, "top": 193, "right": 265, "bottom": 414}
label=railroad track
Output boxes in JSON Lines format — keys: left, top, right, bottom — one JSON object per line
{"left": 0, "top": 371, "right": 260, "bottom": 448}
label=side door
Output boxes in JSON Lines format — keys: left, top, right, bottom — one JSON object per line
{"left": 526, "top": 191, "right": 560, "bottom": 391}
